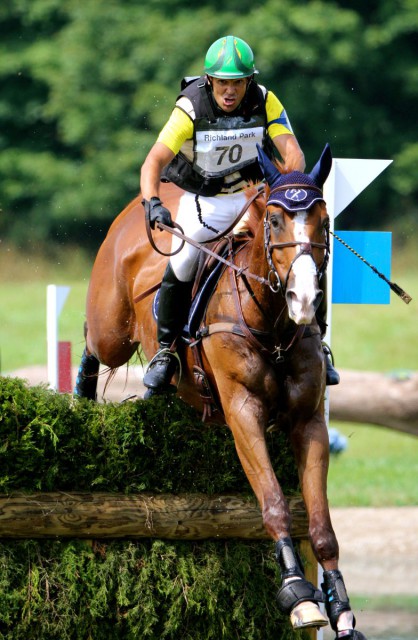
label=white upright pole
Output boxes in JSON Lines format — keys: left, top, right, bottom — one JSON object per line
{"left": 47, "top": 285, "right": 70, "bottom": 390}
{"left": 47, "top": 285, "right": 58, "bottom": 390}
{"left": 314, "top": 156, "right": 392, "bottom": 640}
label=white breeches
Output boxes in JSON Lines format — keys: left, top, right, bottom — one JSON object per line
{"left": 170, "top": 190, "right": 249, "bottom": 282}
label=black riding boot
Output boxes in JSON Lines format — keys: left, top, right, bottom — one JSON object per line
{"left": 316, "top": 274, "right": 340, "bottom": 386}
{"left": 143, "top": 263, "right": 192, "bottom": 393}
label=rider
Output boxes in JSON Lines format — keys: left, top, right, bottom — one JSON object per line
{"left": 140, "top": 35, "right": 339, "bottom": 394}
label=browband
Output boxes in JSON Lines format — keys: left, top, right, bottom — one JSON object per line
{"left": 269, "top": 183, "right": 323, "bottom": 197}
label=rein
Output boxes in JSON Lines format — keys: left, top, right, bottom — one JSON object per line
{"left": 135, "top": 188, "right": 270, "bottom": 304}
{"left": 156, "top": 222, "right": 269, "bottom": 287}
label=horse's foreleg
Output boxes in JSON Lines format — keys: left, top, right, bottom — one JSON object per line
{"left": 215, "top": 379, "right": 327, "bottom": 630}
{"left": 290, "top": 409, "right": 338, "bottom": 566}
{"left": 221, "top": 387, "right": 290, "bottom": 540}
{"left": 290, "top": 411, "right": 365, "bottom": 638}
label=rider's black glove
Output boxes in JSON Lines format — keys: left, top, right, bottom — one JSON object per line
{"left": 142, "top": 197, "right": 173, "bottom": 230}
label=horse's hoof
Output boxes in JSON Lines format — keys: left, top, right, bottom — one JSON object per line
{"left": 290, "top": 602, "right": 328, "bottom": 629}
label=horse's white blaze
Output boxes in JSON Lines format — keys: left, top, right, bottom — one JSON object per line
{"left": 286, "top": 210, "right": 320, "bottom": 325}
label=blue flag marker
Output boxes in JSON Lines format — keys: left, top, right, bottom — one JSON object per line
{"left": 332, "top": 231, "right": 392, "bottom": 304}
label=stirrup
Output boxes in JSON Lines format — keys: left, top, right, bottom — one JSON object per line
{"left": 143, "top": 385, "right": 177, "bottom": 399}
{"left": 143, "top": 348, "right": 182, "bottom": 390}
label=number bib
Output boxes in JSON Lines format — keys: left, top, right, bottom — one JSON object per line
{"left": 193, "top": 115, "right": 265, "bottom": 178}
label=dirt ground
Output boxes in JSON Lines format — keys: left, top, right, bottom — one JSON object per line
{"left": 7, "top": 365, "right": 418, "bottom": 637}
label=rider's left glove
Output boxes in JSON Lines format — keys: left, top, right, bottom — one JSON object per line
{"left": 142, "top": 197, "right": 173, "bottom": 230}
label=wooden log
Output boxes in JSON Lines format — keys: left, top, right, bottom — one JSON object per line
{"left": 0, "top": 492, "right": 308, "bottom": 540}
{"left": 329, "top": 369, "right": 418, "bottom": 436}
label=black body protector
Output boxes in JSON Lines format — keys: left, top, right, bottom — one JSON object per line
{"left": 162, "top": 75, "right": 275, "bottom": 196}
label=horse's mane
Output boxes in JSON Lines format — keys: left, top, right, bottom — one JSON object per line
{"left": 244, "top": 184, "right": 270, "bottom": 237}
{"left": 244, "top": 154, "right": 293, "bottom": 235}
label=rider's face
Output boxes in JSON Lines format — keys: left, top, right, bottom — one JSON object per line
{"left": 209, "top": 77, "right": 249, "bottom": 113}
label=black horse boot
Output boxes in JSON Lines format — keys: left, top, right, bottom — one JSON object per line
{"left": 143, "top": 263, "right": 192, "bottom": 395}
{"left": 316, "top": 274, "right": 340, "bottom": 386}
{"left": 74, "top": 348, "right": 100, "bottom": 400}
{"left": 275, "top": 537, "right": 327, "bottom": 629}
{"left": 322, "top": 569, "right": 367, "bottom": 639}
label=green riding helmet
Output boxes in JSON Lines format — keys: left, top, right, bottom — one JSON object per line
{"left": 204, "top": 35, "right": 258, "bottom": 79}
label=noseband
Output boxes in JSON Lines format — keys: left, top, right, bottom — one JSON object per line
{"left": 263, "top": 184, "right": 330, "bottom": 294}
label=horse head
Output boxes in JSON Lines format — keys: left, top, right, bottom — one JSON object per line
{"left": 257, "top": 144, "right": 332, "bottom": 325}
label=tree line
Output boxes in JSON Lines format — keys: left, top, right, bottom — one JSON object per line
{"left": 1, "top": 0, "right": 417, "bottom": 253}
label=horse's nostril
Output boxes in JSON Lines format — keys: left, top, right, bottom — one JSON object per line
{"left": 286, "top": 289, "right": 296, "bottom": 305}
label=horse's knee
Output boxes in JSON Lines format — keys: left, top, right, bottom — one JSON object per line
{"left": 261, "top": 502, "right": 291, "bottom": 539}
{"left": 309, "top": 521, "right": 339, "bottom": 563}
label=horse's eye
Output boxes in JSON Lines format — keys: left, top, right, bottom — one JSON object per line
{"left": 270, "top": 214, "right": 281, "bottom": 229}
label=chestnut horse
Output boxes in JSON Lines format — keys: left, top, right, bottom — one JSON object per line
{"left": 75, "top": 145, "right": 366, "bottom": 638}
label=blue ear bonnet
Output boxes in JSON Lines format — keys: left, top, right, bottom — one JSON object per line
{"left": 266, "top": 171, "right": 325, "bottom": 212}
{"left": 257, "top": 143, "right": 332, "bottom": 212}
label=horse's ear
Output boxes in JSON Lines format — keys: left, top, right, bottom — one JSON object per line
{"left": 309, "top": 143, "right": 332, "bottom": 188}
{"left": 257, "top": 144, "right": 282, "bottom": 188}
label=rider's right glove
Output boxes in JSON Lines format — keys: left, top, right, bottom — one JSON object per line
{"left": 142, "top": 197, "right": 173, "bottom": 230}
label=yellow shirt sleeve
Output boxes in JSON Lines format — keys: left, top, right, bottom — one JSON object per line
{"left": 265, "top": 91, "right": 294, "bottom": 138}
{"left": 157, "top": 107, "right": 194, "bottom": 155}
{"left": 157, "top": 90, "right": 293, "bottom": 155}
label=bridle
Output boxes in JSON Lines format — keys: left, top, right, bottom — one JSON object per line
{"left": 263, "top": 183, "right": 330, "bottom": 295}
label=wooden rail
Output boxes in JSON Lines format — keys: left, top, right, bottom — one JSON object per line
{"left": 0, "top": 492, "right": 308, "bottom": 540}
{"left": 330, "top": 369, "right": 418, "bottom": 436}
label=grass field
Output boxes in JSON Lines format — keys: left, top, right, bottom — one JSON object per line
{"left": 0, "top": 240, "right": 417, "bottom": 507}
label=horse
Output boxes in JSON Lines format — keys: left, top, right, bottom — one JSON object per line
{"left": 75, "top": 145, "right": 366, "bottom": 639}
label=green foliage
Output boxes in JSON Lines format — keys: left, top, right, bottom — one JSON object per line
{"left": 0, "top": 376, "right": 299, "bottom": 495}
{"left": 0, "top": 538, "right": 307, "bottom": 640}
{"left": 0, "top": 377, "right": 304, "bottom": 639}
{"left": 1, "top": 0, "right": 417, "bottom": 248}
